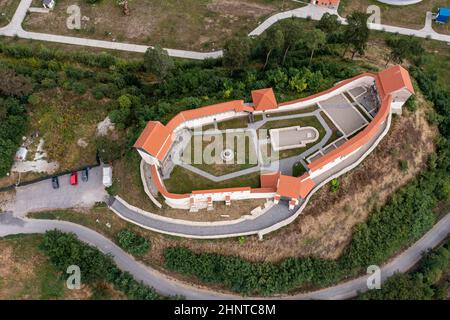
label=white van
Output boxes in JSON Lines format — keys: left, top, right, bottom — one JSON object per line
{"left": 102, "top": 165, "right": 112, "bottom": 187}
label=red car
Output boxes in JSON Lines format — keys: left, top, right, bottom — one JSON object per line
{"left": 70, "top": 172, "right": 78, "bottom": 185}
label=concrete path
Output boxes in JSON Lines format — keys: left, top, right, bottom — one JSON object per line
{"left": 0, "top": 211, "right": 448, "bottom": 299}
{"left": 0, "top": 1, "right": 448, "bottom": 60}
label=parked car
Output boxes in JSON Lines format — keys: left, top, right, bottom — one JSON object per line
{"left": 70, "top": 172, "right": 78, "bottom": 185}
{"left": 51, "top": 176, "right": 59, "bottom": 189}
{"left": 81, "top": 167, "right": 89, "bottom": 182}
{"left": 102, "top": 165, "right": 112, "bottom": 187}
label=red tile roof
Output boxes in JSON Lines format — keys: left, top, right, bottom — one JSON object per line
{"left": 133, "top": 121, "right": 172, "bottom": 161}
{"left": 276, "top": 174, "right": 316, "bottom": 199}
{"left": 252, "top": 88, "right": 278, "bottom": 111}
{"left": 260, "top": 171, "right": 281, "bottom": 189}
{"left": 377, "top": 65, "right": 414, "bottom": 96}
{"left": 313, "top": 0, "right": 340, "bottom": 6}
{"left": 166, "top": 100, "right": 246, "bottom": 132}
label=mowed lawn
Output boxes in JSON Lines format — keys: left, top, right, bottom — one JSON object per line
{"left": 339, "top": 0, "right": 450, "bottom": 35}
{"left": 23, "top": 0, "right": 299, "bottom": 50}
{"left": 185, "top": 131, "right": 259, "bottom": 176}
{"left": 0, "top": 0, "right": 19, "bottom": 27}
{"left": 164, "top": 166, "right": 261, "bottom": 194}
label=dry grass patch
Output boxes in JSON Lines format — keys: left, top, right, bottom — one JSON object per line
{"left": 23, "top": 0, "right": 299, "bottom": 50}
{"left": 0, "top": 0, "right": 18, "bottom": 27}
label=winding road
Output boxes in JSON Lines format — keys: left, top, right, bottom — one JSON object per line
{"left": 0, "top": 211, "right": 448, "bottom": 299}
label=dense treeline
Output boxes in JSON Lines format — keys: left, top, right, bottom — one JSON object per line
{"left": 359, "top": 239, "right": 450, "bottom": 300}
{"left": 40, "top": 230, "right": 163, "bottom": 300}
{"left": 0, "top": 67, "right": 30, "bottom": 176}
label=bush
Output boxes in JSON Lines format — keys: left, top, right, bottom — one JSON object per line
{"left": 116, "top": 230, "right": 150, "bottom": 255}
{"left": 292, "top": 162, "right": 306, "bottom": 177}
{"left": 399, "top": 159, "right": 408, "bottom": 171}
{"left": 330, "top": 178, "right": 340, "bottom": 192}
{"left": 72, "top": 81, "right": 88, "bottom": 95}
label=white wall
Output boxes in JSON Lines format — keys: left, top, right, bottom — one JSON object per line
{"left": 137, "top": 149, "right": 159, "bottom": 166}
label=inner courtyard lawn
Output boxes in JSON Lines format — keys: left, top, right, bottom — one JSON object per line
{"left": 164, "top": 166, "right": 262, "bottom": 194}
{"left": 185, "top": 131, "right": 259, "bottom": 176}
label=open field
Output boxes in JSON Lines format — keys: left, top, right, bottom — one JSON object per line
{"left": 23, "top": 0, "right": 299, "bottom": 51}
{"left": 0, "top": 233, "right": 124, "bottom": 299}
{"left": 0, "top": 0, "right": 18, "bottom": 27}
{"left": 339, "top": 0, "right": 450, "bottom": 35}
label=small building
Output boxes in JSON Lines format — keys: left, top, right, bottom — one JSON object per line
{"left": 310, "top": 0, "right": 340, "bottom": 9}
{"left": 436, "top": 7, "right": 450, "bottom": 23}
{"left": 43, "top": 0, "right": 55, "bottom": 10}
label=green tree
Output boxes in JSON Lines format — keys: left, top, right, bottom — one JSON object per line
{"left": 262, "top": 27, "right": 284, "bottom": 69}
{"left": 385, "top": 35, "right": 425, "bottom": 67}
{"left": 144, "top": 46, "right": 174, "bottom": 81}
{"left": 302, "top": 29, "right": 327, "bottom": 65}
{"left": 223, "top": 36, "right": 251, "bottom": 70}
{"left": 280, "top": 19, "right": 303, "bottom": 65}
{"left": 317, "top": 13, "right": 341, "bottom": 34}
{"left": 342, "top": 11, "right": 370, "bottom": 59}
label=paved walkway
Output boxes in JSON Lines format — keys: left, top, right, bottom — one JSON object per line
{"left": 0, "top": 1, "right": 448, "bottom": 60}
{"left": 0, "top": 211, "right": 448, "bottom": 299}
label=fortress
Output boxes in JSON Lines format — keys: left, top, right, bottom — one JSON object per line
{"left": 134, "top": 65, "right": 414, "bottom": 213}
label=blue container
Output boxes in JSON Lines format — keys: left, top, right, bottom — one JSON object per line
{"left": 436, "top": 7, "right": 450, "bottom": 23}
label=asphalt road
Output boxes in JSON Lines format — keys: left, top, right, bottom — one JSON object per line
{"left": 13, "top": 166, "right": 107, "bottom": 217}
{"left": 0, "top": 211, "right": 448, "bottom": 300}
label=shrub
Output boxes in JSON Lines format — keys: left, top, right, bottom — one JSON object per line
{"left": 330, "top": 178, "right": 340, "bottom": 192}
{"left": 116, "top": 230, "right": 150, "bottom": 255}
{"left": 72, "top": 81, "right": 88, "bottom": 95}
{"left": 399, "top": 159, "right": 408, "bottom": 171}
